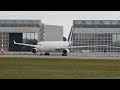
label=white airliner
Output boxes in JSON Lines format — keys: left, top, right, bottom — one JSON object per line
{"left": 13, "top": 27, "right": 108, "bottom": 56}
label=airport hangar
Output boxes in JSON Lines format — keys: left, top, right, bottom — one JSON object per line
{"left": 0, "top": 20, "right": 63, "bottom": 51}
{"left": 1, "top": 19, "right": 120, "bottom": 53}
{"left": 72, "top": 20, "right": 120, "bottom": 52}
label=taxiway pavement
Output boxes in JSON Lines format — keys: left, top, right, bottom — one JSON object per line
{"left": 0, "top": 52, "right": 120, "bottom": 60}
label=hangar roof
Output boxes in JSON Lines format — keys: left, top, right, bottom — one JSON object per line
{"left": 73, "top": 20, "right": 120, "bottom": 28}
{"left": 0, "top": 20, "right": 41, "bottom": 27}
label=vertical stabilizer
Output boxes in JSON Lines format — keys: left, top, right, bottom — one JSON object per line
{"left": 68, "top": 26, "right": 74, "bottom": 45}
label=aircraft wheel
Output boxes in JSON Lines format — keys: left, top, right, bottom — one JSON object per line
{"left": 45, "top": 53, "right": 50, "bottom": 55}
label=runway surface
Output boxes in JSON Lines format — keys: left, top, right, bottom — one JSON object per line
{"left": 0, "top": 51, "right": 120, "bottom": 60}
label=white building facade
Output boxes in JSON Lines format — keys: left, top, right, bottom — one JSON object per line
{"left": 72, "top": 20, "right": 120, "bottom": 52}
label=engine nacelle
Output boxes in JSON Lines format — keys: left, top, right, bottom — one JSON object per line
{"left": 32, "top": 48, "right": 38, "bottom": 53}
{"left": 62, "top": 49, "right": 70, "bottom": 54}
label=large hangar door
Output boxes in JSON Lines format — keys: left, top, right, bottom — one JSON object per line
{"left": 9, "top": 33, "right": 22, "bottom": 51}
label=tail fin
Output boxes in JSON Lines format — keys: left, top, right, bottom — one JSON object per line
{"left": 68, "top": 26, "right": 74, "bottom": 45}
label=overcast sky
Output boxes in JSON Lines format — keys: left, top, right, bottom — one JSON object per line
{"left": 0, "top": 11, "right": 120, "bottom": 38}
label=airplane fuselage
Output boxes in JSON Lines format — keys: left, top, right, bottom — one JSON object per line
{"left": 36, "top": 41, "right": 70, "bottom": 52}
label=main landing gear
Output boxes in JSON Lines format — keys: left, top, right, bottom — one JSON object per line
{"left": 44, "top": 52, "right": 50, "bottom": 55}
{"left": 39, "top": 51, "right": 50, "bottom": 56}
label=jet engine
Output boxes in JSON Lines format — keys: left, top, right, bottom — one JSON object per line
{"left": 32, "top": 48, "right": 38, "bottom": 53}
{"left": 62, "top": 49, "right": 69, "bottom": 56}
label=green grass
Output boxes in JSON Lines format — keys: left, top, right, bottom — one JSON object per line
{"left": 0, "top": 57, "right": 120, "bottom": 79}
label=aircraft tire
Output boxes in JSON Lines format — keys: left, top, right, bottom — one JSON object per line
{"left": 45, "top": 53, "right": 50, "bottom": 55}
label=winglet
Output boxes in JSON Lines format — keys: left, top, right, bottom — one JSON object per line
{"left": 13, "top": 40, "right": 16, "bottom": 44}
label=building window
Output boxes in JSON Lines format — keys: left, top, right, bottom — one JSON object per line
{"left": 22, "top": 32, "right": 38, "bottom": 45}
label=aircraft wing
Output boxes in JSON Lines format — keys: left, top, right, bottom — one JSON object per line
{"left": 13, "top": 40, "right": 37, "bottom": 47}
{"left": 108, "top": 46, "right": 120, "bottom": 48}
{"left": 67, "top": 45, "right": 108, "bottom": 48}
{"left": 55, "top": 45, "right": 108, "bottom": 50}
